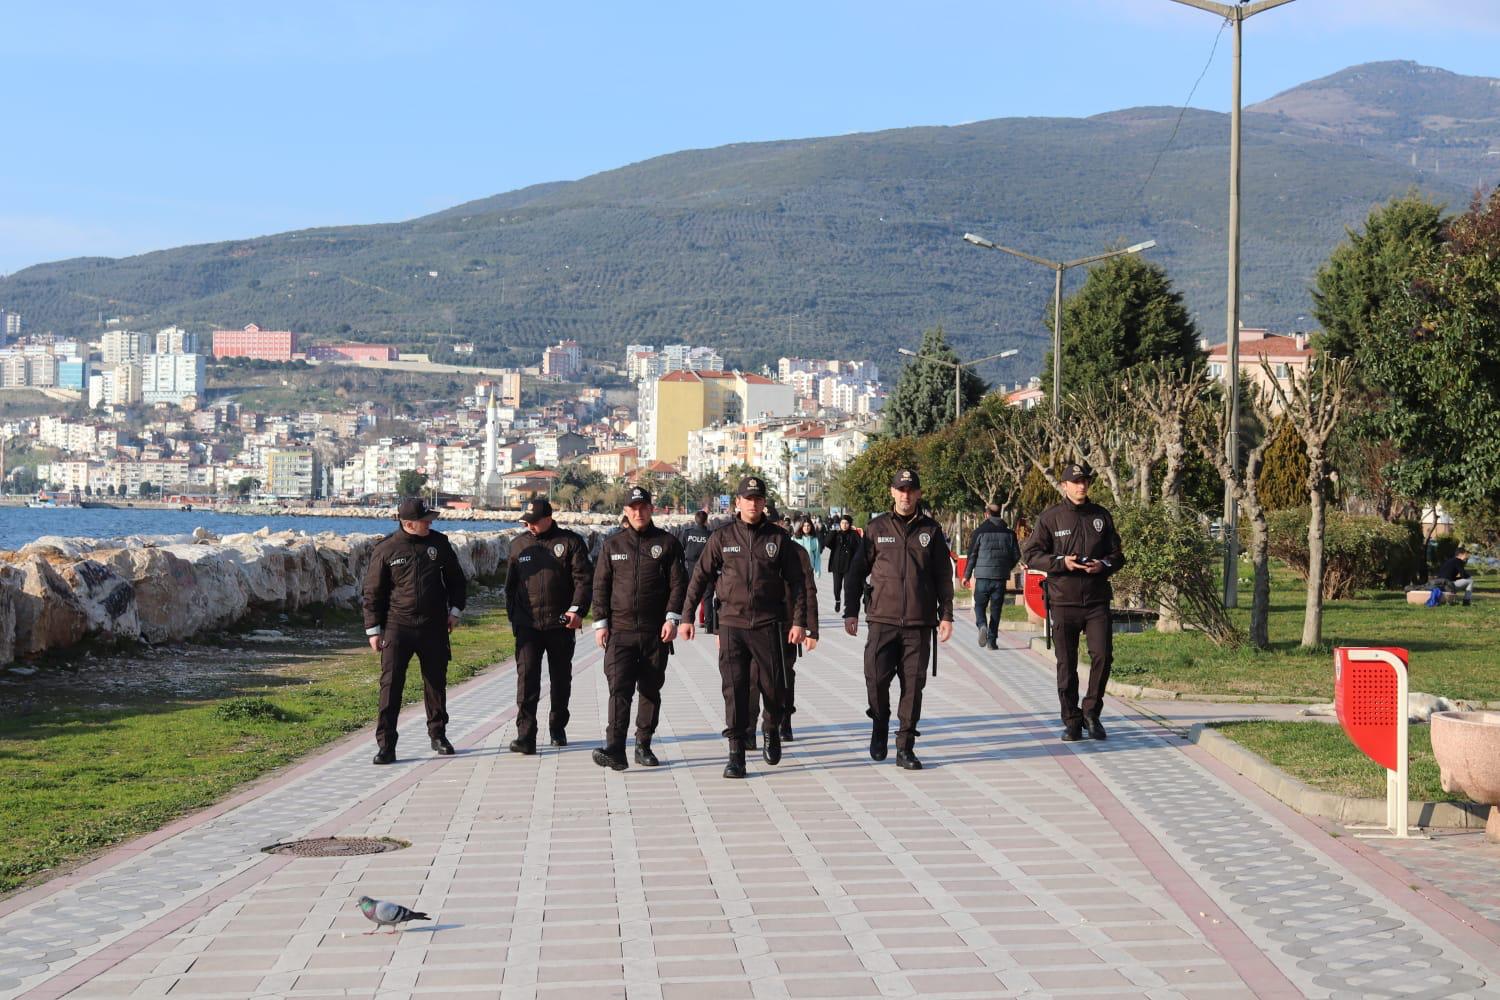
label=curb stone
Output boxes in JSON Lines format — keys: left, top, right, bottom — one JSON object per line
{"left": 1189, "top": 723, "right": 1491, "bottom": 830}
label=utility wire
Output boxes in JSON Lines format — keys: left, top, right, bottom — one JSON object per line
{"left": 1134, "top": 16, "right": 1230, "bottom": 206}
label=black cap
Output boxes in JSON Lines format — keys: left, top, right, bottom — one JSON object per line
{"left": 397, "top": 497, "right": 438, "bottom": 521}
{"left": 890, "top": 468, "right": 921, "bottom": 490}
{"left": 736, "top": 475, "right": 767, "bottom": 498}
{"left": 765, "top": 504, "right": 783, "bottom": 522}
{"left": 519, "top": 497, "right": 554, "bottom": 523}
{"left": 1061, "top": 462, "right": 1095, "bottom": 483}
{"left": 626, "top": 485, "right": 652, "bottom": 506}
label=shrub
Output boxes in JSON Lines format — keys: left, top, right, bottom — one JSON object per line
{"left": 1267, "top": 508, "right": 1422, "bottom": 597}
{"left": 214, "top": 697, "right": 291, "bottom": 723}
{"left": 1257, "top": 419, "right": 1308, "bottom": 512}
{"left": 1111, "top": 502, "right": 1243, "bottom": 648}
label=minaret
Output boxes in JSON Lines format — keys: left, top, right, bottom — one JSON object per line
{"left": 481, "top": 384, "right": 503, "bottom": 508}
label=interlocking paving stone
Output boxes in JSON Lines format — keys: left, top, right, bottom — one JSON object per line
{"left": 5, "top": 576, "right": 1499, "bottom": 999}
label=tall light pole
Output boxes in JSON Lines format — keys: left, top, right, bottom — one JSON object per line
{"left": 897, "top": 347, "right": 1018, "bottom": 422}
{"left": 1167, "top": 0, "right": 1295, "bottom": 609}
{"left": 963, "top": 235, "right": 1155, "bottom": 417}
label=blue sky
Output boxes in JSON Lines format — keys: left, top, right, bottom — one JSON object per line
{"left": 1, "top": 0, "right": 1497, "bottom": 275}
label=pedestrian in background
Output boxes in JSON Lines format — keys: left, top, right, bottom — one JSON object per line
{"left": 794, "top": 519, "right": 823, "bottom": 576}
{"left": 964, "top": 503, "right": 1021, "bottom": 650}
{"left": 363, "top": 497, "right": 467, "bottom": 765}
{"left": 826, "top": 514, "right": 859, "bottom": 616}
{"left": 504, "top": 497, "right": 592, "bottom": 754}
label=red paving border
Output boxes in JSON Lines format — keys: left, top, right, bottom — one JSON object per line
{"left": 13, "top": 645, "right": 603, "bottom": 1000}
{"left": 945, "top": 634, "right": 1305, "bottom": 999}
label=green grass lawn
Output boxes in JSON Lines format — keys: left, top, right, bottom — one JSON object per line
{"left": 1105, "top": 564, "right": 1499, "bottom": 702}
{"left": 0, "top": 607, "right": 515, "bottom": 896}
{"left": 1213, "top": 720, "right": 1458, "bottom": 803}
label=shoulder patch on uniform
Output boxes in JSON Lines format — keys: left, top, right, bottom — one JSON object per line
{"left": 918, "top": 532, "right": 931, "bottom": 547}
{"left": 650, "top": 544, "right": 663, "bottom": 559}
{"left": 552, "top": 542, "right": 565, "bottom": 557}
{"left": 1093, "top": 518, "right": 1104, "bottom": 531}
{"left": 765, "top": 541, "right": 779, "bottom": 558}
{"left": 426, "top": 547, "right": 437, "bottom": 560}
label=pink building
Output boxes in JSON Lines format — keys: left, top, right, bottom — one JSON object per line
{"left": 305, "top": 344, "right": 398, "bottom": 362}
{"left": 212, "top": 323, "right": 299, "bottom": 362}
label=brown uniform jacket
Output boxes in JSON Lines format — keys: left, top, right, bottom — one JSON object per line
{"left": 680, "top": 515, "right": 812, "bottom": 631}
{"left": 591, "top": 522, "right": 687, "bottom": 633}
{"left": 505, "top": 524, "right": 592, "bottom": 630}
{"left": 1021, "top": 499, "right": 1125, "bottom": 608}
{"left": 362, "top": 528, "right": 467, "bottom": 634}
{"left": 842, "top": 510, "right": 954, "bottom": 628}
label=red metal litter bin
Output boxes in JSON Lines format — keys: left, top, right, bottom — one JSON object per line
{"left": 1334, "top": 646, "right": 1418, "bottom": 838}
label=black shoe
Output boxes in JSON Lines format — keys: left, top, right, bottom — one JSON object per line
{"left": 870, "top": 720, "right": 889, "bottom": 761}
{"left": 592, "top": 747, "right": 628, "bottom": 771}
{"left": 723, "top": 747, "right": 746, "bottom": 779}
{"left": 1061, "top": 723, "right": 1084, "bottom": 743}
{"left": 779, "top": 719, "right": 794, "bottom": 741}
{"left": 634, "top": 742, "right": 660, "bottom": 767}
{"left": 763, "top": 728, "right": 782, "bottom": 766}
{"left": 372, "top": 747, "right": 396, "bottom": 765}
{"left": 550, "top": 729, "right": 568, "bottom": 747}
{"left": 977, "top": 624, "right": 989, "bottom": 648}
{"left": 1084, "top": 716, "right": 1107, "bottom": 741}
{"left": 509, "top": 738, "right": 537, "bottom": 755}
{"left": 896, "top": 748, "right": 923, "bottom": 770}
{"left": 431, "top": 736, "right": 455, "bottom": 756}
{"left": 744, "top": 730, "right": 759, "bottom": 751}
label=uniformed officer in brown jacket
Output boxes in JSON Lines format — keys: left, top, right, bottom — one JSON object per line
{"left": 680, "top": 475, "right": 814, "bottom": 779}
{"left": 363, "top": 497, "right": 468, "bottom": 765}
{"left": 1022, "top": 462, "right": 1125, "bottom": 742}
{"left": 504, "top": 497, "right": 593, "bottom": 754}
{"left": 590, "top": 485, "right": 687, "bottom": 770}
{"left": 842, "top": 468, "right": 954, "bottom": 770}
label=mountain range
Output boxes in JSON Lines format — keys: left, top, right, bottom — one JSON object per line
{"left": 2, "top": 60, "right": 1495, "bottom": 378}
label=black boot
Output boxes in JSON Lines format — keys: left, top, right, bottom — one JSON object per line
{"left": 550, "top": 727, "right": 568, "bottom": 747}
{"left": 1061, "top": 722, "right": 1084, "bottom": 743}
{"left": 743, "top": 729, "right": 759, "bottom": 751}
{"left": 779, "top": 718, "right": 794, "bottom": 741}
{"left": 723, "top": 743, "right": 747, "bottom": 779}
{"left": 634, "top": 738, "right": 660, "bottom": 767}
{"left": 372, "top": 746, "right": 396, "bottom": 765}
{"left": 431, "top": 735, "right": 455, "bottom": 756}
{"left": 763, "top": 727, "right": 782, "bottom": 766}
{"left": 592, "top": 746, "right": 628, "bottom": 771}
{"left": 870, "top": 719, "right": 889, "bottom": 761}
{"left": 896, "top": 747, "right": 923, "bottom": 770}
{"left": 1084, "top": 715, "right": 1108, "bottom": 741}
{"left": 509, "top": 737, "right": 537, "bottom": 755}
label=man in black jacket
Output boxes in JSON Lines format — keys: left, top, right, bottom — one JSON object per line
{"left": 680, "top": 475, "right": 812, "bottom": 779}
{"left": 1022, "top": 463, "right": 1126, "bottom": 743}
{"left": 678, "top": 509, "right": 714, "bottom": 630}
{"left": 963, "top": 504, "right": 1021, "bottom": 650}
{"left": 842, "top": 469, "right": 954, "bottom": 771}
{"left": 505, "top": 497, "right": 593, "bottom": 754}
{"left": 362, "top": 497, "right": 468, "bottom": 765}
{"left": 1434, "top": 548, "right": 1474, "bottom": 606}
{"left": 590, "top": 486, "right": 687, "bottom": 770}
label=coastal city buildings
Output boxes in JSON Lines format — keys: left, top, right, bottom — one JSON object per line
{"left": 211, "top": 323, "right": 299, "bottom": 362}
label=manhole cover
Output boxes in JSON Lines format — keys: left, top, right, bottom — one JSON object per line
{"left": 263, "top": 836, "right": 409, "bottom": 858}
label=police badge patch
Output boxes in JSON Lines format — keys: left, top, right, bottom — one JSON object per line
{"left": 1093, "top": 518, "right": 1104, "bottom": 531}
{"left": 765, "top": 542, "right": 778, "bottom": 557}
{"left": 650, "top": 544, "right": 663, "bottom": 559}
{"left": 918, "top": 532, "right": 931, "bottom": 547}
{"left": 552, "top": 543, "right": 565, "bottom": 558}
{"left": 426, "top": 547, "right": 438, "bottom": 560}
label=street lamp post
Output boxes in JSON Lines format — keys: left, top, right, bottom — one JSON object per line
{"left": 1166, "top": 0, "right": 1295, "bottom": 609}
{"left": 896, "top": 347, "right": 1018, "bottom": 423}
{"left": 962, "top": 235, "right": 1155, "bottom": 418}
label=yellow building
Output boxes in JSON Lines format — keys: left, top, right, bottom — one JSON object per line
{"left": 645, "top": 370, "right": 794, "bottom": 468}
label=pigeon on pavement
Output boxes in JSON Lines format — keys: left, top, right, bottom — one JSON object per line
{"left": 357, "top": 895, "right": 431, "bottom": 933}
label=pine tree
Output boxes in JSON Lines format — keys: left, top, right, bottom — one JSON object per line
{"left": 884, "top": 327, "right": 987, "bottom": 438}
{"left": 1256, "top": 419, "right": 1307, "bottom": 512}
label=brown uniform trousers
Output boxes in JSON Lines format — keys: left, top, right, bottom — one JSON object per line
{"left": 514, "top": 626, "right": 575, "bottom": 742}
{"left": 719, "top": 625, "right": 788, "bottom": 742}
{"left": 864, "top": 622, "right": 930, "bottom": 753}
{"left": 376, "top": 625, "right": 450, "bottom": 751}
{"left": 602, "top": 630, "right": 669, "bottom": 749}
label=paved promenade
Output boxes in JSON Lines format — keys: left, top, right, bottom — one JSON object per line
{"left": 3, "top": 576, "right": 1499, "bottom": 999}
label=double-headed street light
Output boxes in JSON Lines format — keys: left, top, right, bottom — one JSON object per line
{"left": 897, "top": 346, "right": 1019, "bottom": 423}
{"left": 1167, "top": 0, "right": 1296, "bottom": 610}
{"left": 963, "top": 234, "right": 1156, "bottom": 418}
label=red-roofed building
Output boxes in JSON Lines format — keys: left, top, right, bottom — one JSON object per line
{"left": 212, "top": 323, "right": 299, "bottom": 362}
{"left": 1205, "top": 327, "right": 1315, "bottom": 411}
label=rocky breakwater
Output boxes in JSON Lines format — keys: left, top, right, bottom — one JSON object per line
{"left": 0, "top": 528, "right": 509, "bottom": 667}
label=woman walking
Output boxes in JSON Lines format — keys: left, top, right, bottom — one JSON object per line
{"left": 794, "top": 519, "right": 822, "bottom": 576}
